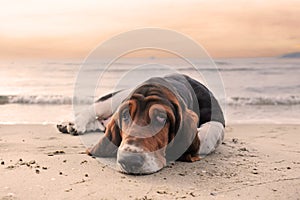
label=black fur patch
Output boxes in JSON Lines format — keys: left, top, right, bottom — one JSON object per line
{"left": 95, "top": 90, "right": 123, "bottom": 102}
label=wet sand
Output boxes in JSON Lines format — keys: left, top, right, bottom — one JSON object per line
{"left": 0, "top": 124, "right": 299, "bottom": 200}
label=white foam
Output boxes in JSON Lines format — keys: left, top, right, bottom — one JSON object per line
{"left": 0, "top": 95, "right": 94, "bottom": 105}
{"left": 227, "top": 95, "right": 300, "bottom": 106}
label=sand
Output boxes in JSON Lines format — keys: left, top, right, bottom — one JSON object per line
{"left": 0, "top": 124, "right": 299, "bottom": 200}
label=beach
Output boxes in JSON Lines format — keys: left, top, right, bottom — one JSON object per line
{"left": 1, "top": 124, "right": 299, "bottom": 200}
{"left": 0, "top": 58, "right": 299, "bottom": 199}
{"left": 1, "top": 57, "right": 299, "bottom": 200}
{"left": 2, "top": 1, "right": 300, "bottom": 199}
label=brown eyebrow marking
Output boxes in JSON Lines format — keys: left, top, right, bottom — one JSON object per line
{"left": 118, "top": 86, "right": 180, "bottom": 130}
{"left": 129, "top": 92, "right": 174, "bottom": 111}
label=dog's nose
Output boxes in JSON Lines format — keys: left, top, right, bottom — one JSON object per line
{"left": 118, "top": 153, "right": 145, "bottom": 173}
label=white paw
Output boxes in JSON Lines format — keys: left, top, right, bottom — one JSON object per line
{"left": 74, "top": 115, "right": 88, "bottom": 133}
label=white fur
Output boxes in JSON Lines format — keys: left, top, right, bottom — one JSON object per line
{"left": 74, "top": 89, "right": 131, "bottom": 133}
{"left": 197, "top": 121, "right": 224, "bottom": 156}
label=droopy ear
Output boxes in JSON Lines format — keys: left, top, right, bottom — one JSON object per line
{"left": 166, "top": 108, "right": 200, "bottom": 162}
{"left": 86, "top": 116, "right": 121, "bottom": 157}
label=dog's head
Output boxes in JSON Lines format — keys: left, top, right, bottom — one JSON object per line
{"left": 87, "top": 83, "right": 200, "bottom": 174}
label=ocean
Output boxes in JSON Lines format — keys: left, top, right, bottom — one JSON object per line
{"left": 0, "top": 57, "right": 299, "bottom": 125}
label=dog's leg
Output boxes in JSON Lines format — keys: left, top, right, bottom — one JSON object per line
{"left": 73, "top": 104, "right": 101, "bottom": 134}
{"left": 94, "top": 89, "right": 132, "bottom": 119}
{"left": 57, "top": 89, "right": 131, "bottom": 135}
{"left": 197, "top": 121, "right": 224, "bottom": 156}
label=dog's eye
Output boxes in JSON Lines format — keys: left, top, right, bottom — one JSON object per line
{"left": 122, "top": 110, "right": 130, "bottom": 122}
{"left": 155, "top": 113, "right": 167, "bottom": 124}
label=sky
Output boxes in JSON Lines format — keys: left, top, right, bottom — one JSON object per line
{"left": 0, "top": 0, "right": 300, "bottom": 60}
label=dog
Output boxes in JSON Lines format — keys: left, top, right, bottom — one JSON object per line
{"left": 57, "top": 73, "right": 225, "bottom": 174}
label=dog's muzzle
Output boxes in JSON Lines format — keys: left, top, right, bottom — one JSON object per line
{"left": 117, "top": 151, "right": 145, "bottom": 173}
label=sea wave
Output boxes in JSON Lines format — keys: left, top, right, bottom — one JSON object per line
{"left": 1, "top": 95, "right": 300, "bottom": 106}
{"left": 228, "top": 96, "right": 300, "bottom": 106}
{"left": 0, "top": 95, "right": 93, "bottom": 105}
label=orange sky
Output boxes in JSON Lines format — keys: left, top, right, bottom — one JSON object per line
{"left": 0, "top": 0, "right": 300, "bottom": 60}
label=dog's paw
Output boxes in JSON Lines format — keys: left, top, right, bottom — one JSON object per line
{"left": 57, "top": 122, "right": 70, "bottom": 134}
{"left": 67, "top": 123, "right": 79, "bottom": 136}
{"left": 57, "top": 122, "right": 80, "bottom": 136}
{"left": 74, "top": 114, "right": 89, "bottom": 133}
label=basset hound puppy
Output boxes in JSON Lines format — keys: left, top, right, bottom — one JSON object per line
{"left": 57, "top": 74, "right": 225, "bottom": 174}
